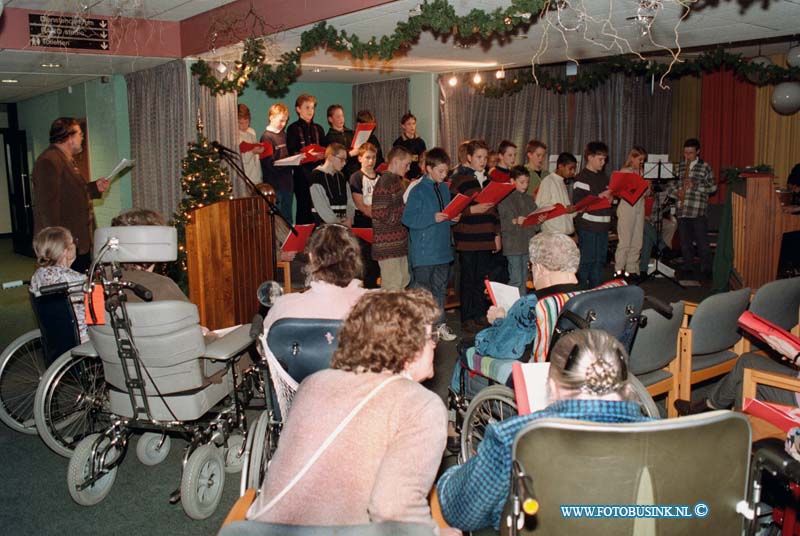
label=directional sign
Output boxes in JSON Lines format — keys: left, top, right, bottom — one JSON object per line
{"left": 29, "top": 14, "right": 110, "bottom": 51}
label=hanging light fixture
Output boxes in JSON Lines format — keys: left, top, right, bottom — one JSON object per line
{"left": 448, "top": 74, "right": 458, "bottom": 87}
{"left": 495, "top": 66, "right": 506, "bottom": 80}
{"left": 472, "top": 72, "right": 482, "bottom": 84}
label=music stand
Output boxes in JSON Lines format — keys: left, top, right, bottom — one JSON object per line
{"left": 641, "top": 160, "right": 683, "bottom": 288}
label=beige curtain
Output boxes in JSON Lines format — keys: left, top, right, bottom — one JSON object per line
{"left": 669, "top": 75, "right": 702, "bottom": 162}
{"left": 754, "top": 54, "right": 800, "bottom": 187}
{"left": 190, "top": 73, "right": 242, "bottom": 196}
{"left": 125, "top": 60, "right": 189, "bottom": 219}
{"left": 352, "top": 78, "right": 409, "bottom": 153}
{"left": 438, "top": 65, "right": 569, "bottom": 164}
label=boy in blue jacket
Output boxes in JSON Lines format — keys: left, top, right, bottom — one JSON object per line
{"left": 402, "top": 147, "right": 460, "bottom": 341}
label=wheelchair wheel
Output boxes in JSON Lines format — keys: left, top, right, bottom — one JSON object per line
{"left": 135, "top": 432, "right": 171, "bottom": 466}
{"left": 181, "top": 443, "right": 226, "bottom": 520}
{"left": 0, "top": 329, "right": 45, "bottom": 434}
{"left": 224, "top": 432, "right": 245, "bottom": 474}
{"left": 460, "top": 385, "right": 517, "bottom": 462}
{"left": 243, "top": 411, "right": 275, "bottom": 492}
{"left": 67, "top": 433, "right": 118, "bottom": 506}
{"left": 34, "top": 351, "right": 109, "bottom": 457}
{"left": 628, "top": 375, "right": 661, "bottom": 418}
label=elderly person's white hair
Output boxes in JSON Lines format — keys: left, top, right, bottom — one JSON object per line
{"left": 529, "top": 232, "right": 580, "bottom": 273}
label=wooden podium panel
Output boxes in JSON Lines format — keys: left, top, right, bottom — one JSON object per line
{"left": 732, "top": 174, "right": 800, "bottom": 290}
{"left": 186, "top": 198, "right": 273, "bottom": 330}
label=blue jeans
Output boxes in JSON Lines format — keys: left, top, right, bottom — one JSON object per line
{"left": 640, "top": 222, "right": 658, "bottom": 273}
{"left": 505, "top": 254, "right": 529, "bottom": 296}
{"left": 577, "top": 228, "right": 608, "bottom": 289}
{"left": 412, "top": 263, "right": 451, "bottom": 325}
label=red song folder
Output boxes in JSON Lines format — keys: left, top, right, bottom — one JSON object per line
{"left": 351, "top": 123, "right": 376, "bottom": 149}
{"left": 238, "top": 141, "right": 274, "bottom": 159}
{"left": 300, "top": 144, "right": 326, "bottom": 164}
{"left": 573, "top": 195, "right": 612, "bottom": 213}
{"left": 738, "top": 311, "right": 800, "bottom": 354}
{"left": 351, "top": 227, "right": 374, "bottom": 243}
{"left": 473, "top": 181, "right": 515, "bottom": 205}
{"left": 610, "top": 171, "right": 648, "bottom": 205}
{"left": 442, "top": 193, "right": 475, "bottom": 219}
{"left": 743, "top": 398, "right": 800, "bottom": 433}
{"left": 521, "top": 204, "right": 568, "bottom": 226}
{"left": 281, "top": 224, "right": 316, "bottom": 252}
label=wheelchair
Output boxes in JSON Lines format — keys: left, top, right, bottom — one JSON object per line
{"left": 42, "top": 225, "right": 262, "bottom": 519}
{"left": 0, "top": 280, "right": 89, "bottom": 436}
{"left": 240, "top": 315, "right": 342, "bottom": 497}
{"left": 451, "top": 284, "right": 663, "bottom": 460}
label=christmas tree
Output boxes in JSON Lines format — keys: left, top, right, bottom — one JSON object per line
{"left": 166, "top": 119, "right": 233, "bottom": 292}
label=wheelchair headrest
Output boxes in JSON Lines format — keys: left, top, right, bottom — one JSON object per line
{"left": 267, "top": 318, "right": 343, "bottom": 383}
{"left": 93, "top": 226, "right": 177, "bottom": 263}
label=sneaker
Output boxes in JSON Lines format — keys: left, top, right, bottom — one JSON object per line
{"left": 437, "top": 323, "right": 458, "bottom": 342}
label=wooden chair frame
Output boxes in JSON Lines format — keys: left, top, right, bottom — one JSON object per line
{"left": 677, "top": 301, "right": 748, "bottom": 401}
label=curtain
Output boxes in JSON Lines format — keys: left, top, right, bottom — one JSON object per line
{"left": 571, "top": 71, "right": 671, "bottom": 170}
{"left": 352, "top": 78, "right": 409, "bottom": 153}
{"left": 438, "top": 65, "right": 569, "bottom": 165}
{"left": 753, "top": 54, "right": 800, "bottom": 187}
{"left": 700, "top": 69, "right": 756, "bottom": 203}
{"left": 669, "top": 76, "right": 702, "bottom": 162}
{"left": 189, "top": 74, "right": 241, "bottom": 196}
{"left": 125, "top": 60, "right": 189, "bottom": 219}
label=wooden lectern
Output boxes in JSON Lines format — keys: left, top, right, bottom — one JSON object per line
{"left": 185, "top": 198, "right": 273, "bottom": 330}
{"left": 731, "top": 174, "right": 800, "bottom": 290}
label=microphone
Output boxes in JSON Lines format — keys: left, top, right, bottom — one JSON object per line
{"left": 211, "top": 141, "right": 238, "bottom": 155}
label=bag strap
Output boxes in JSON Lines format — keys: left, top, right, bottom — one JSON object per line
{"left": 248, "top": 374, "right": 402, "bottom": 518}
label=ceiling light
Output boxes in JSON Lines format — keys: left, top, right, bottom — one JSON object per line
{"left": 312, "top": 68, "right": 322, "bottom": 73}
{"left": 41, "top": 62, "right": 61, "bottom": 68}
{"left": 215, "top": 62, "right": 227, "bottom": 74}
{"left": 495, "top": 68, "right": 505, "bottom": 80}
{"left": 1, "top": 79, "right": 18, "bottom": 83}
{"left": 472, "top": 72, "right": 482, "bottom": 84}
{"left": 448, "top": 74, "right": 458, "bottom": 87}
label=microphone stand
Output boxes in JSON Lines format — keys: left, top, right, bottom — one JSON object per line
{"left": 641, "top": 161, "right": 682, "bottom": 288}
{"left": 214, "top": 144, "right": 298, "bottom": 287}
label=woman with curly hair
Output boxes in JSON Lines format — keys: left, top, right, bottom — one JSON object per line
{"left": 248, "top": 289, "right": 448, "bottom": 528}
{"left": 262, "top": 223, "right": 368, "bottom": 333}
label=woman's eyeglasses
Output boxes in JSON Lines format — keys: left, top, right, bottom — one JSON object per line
{"left": 428, "top": 328, "right": 440, "bottom": 345}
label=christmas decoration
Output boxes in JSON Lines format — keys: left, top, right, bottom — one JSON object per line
{"left": 191, "top": 0, "right": 800, "bottom": 99}
{"left": 166, "top": 119, "right": 233, "bottom": 291}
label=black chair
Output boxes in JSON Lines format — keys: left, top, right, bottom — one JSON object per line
{"left": 266, "top": 318, "right": 343, "bottom": 384}
{"left": 29, "top": 291, "right": 81, "bottom": 367}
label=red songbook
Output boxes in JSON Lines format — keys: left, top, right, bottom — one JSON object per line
{"left": 474, "top": 181, "right": 515, "bottom": 205}
{"left": 300, "top": 144, "right": 326, "bottom": 164}
{"left": 351, "top": 123, "right": 376, "bottom": 149}
{"left": 281, "top": 224, "right": 316, "bottom": 253}
{"left": 351, "top": 227, "right": 374, "bottom": 243}
{"left": 574, "top": 195, "right": 612, "bottom": 213}
{"left": 743, "top": 398, "right": 800, "bottom": 433}
{"left": 521, "top": 204, "right": 568, "bottom": 226}
{"left": 488, "top": 168, "right": 511, "bottom": 183}
{"left": 239, "top": 141, "right": 274, "bottom": 159}
{"left": 738, "top": 311, "right": 800, "bottom": 354}
{"left": 610, "top": 171, "right": 648, "bottom": 205}
{"left": 376, "top": 163, "right": 388, "bottom": 173}
{"left": 442, "top": 193, "right": 475, "bottom": 220}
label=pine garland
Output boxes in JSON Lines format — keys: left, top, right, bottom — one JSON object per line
{"left": 191, "top": 0, "right": 800, "bottom": 99}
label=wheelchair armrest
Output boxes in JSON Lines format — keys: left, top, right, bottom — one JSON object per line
{"left": 221, "top": 488, "right": 257, "bottom": 528}
{"left": 204, "top": 324, "right": 254, "bottom": 361}
{"left": 71, "top": 340, "right": 98, "bottom": 357}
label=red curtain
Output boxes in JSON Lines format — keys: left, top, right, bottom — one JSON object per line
{"left": 699, "top": 69, "right": 755, "bottom": 204}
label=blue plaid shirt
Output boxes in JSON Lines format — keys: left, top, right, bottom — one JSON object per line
{"left": 436, "top": 399, "right": 652, "bottom": 531}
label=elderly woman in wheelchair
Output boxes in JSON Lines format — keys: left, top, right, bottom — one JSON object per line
{"left": 244, "top": 289, "right": 448, "bottom": 530}
{"left": 437, "top": 329, "right": 654, "bottom": 532}
{"left": 22, "top": 219, "right": 258, "bottom": 519}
